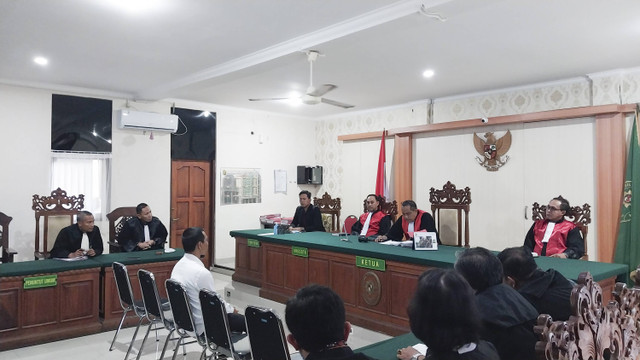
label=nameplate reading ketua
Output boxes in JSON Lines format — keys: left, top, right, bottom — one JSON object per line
{"left": 356, "top": 256, "right": 386, "bottom": 271}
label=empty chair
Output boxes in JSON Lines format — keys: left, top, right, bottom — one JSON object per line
{"left": 199, "top": 289, "right": 251, "bottom": 360}
{"left": 137, "top": 269, "right": 175, "bottom": 360}
{"left": 343, "top": 215, "right": 358, "bottom": 234}
{"left": 110, "top": 262, "right": 148, "bottom": 360}
{"left": 245, "top": 306, "right": 292, "bottom": 360}
{"left": 429, "top": 181, "right": 471, "bottom": 247}
{"left": 165, "top": 279, "right": 206, "bottom": 360}
{"left": 313, "top": 192, "right": 341, "bottom": 232}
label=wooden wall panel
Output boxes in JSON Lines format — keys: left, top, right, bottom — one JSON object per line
{"left": 0, "top": 280, "right": 20, "bottom": 331}
{"left": 596, "top": 113, "right": 627, "bottom": 262}
{"left": 308, "top": 257, "right": 329, "bottom": 286}
{"left": 393, "top": 134, "right": 413, "bottom": 203}
{"left": 284, "top": 254, "right": 307, "bottom": 291}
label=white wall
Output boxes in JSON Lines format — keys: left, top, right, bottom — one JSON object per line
{"left": 110, "top": 99, "right": 172, "bottom": 235}
{"left": 1, "top": 86, "right": 315, "bottom": 265}
{"left": 0, "top": 85, "right": 54, "bottom": 261}
{"left": 155, "top": 100, "right": 317, "bottom": 265}
{"left": 341, "top": 137, "right": 394, "bottom": 219}
{"left": 412, "top": 118, "right": 595, "bottom": 255}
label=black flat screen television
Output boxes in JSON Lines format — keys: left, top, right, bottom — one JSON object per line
{"left": 51, "top": 94, "right": 113, "bottom": 152}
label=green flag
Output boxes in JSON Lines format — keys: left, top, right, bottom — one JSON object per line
{"left": 614, "top": 109, "right": 640, "bottom": 274}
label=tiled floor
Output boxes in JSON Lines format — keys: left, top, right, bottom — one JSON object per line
{"left": 3, "top": 270, "right": 390, "bottom": 360}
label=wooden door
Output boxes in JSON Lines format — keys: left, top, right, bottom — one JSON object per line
{"left": 171, "top": 160, "right": 212, "bottom": 267}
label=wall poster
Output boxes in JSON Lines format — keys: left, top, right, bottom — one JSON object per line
{"left": 221, "top": 168, "right": 261, "bottom": 205}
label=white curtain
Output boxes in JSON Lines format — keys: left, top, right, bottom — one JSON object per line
{"left": 51, "top": 151, "right": 111, "bottom": 220}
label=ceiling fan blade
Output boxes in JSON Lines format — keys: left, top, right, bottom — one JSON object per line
{"left": 321, "top": 98, "right": 354, "bottom": 109}
{"left": 248, "top": 97, "right": 290, "bottom": 102}
{"left": 308, "top": 84, "right": 336, "bottom": 97}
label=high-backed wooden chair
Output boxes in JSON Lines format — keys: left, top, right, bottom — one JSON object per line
{"left": 0, "top": 211, "right": 17, "bottom": 263}
{"left": 32, "top": 188, "right": 84, "bottom": 259}
{"left": 429, "top": 181, "right": 471, "bottom": 247}
{"left": 362, "top": 196, "right": 399, "bottom": 222}
{"left": 531, "top": 197, "right": 591, "bottom": 260}
{"left": 313, "top": 192, "right": 341, "bottom": 232}
{"left": 107, "top": 207, "right": 137, "bottom": 253}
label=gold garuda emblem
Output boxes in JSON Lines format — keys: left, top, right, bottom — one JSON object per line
{"left": 473, "top": 130, "right": 512, "bottom": 171}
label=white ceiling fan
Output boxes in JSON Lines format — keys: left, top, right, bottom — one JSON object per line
{"left": 249, "top": 50, "right": 354, "bottom": 109}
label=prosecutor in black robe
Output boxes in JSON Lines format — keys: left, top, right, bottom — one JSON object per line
{"left": 118, "top": 216, "right": 168, "bottom": 252}
{"left": 50, "top": 223, "right": 104, "bottom": 258}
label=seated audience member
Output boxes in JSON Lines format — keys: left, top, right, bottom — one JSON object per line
{"left": 285, "top": 284, "right": 373, "bottom": 360}
{"left": 523, "top": 196, "right": 584, "bottom": 259}
{"left": 375, "top": 200, "right": 439, "bottom": 243}
{"left": 397, "top": 268, "right": 499, "bottom": 360}
{"left": 291, "top": 190, "right": 325, "bottom": 232}
{"left": 498, "top": 246, "right": 573, "bottom": 321}
{"left": 171, "top": 227, "right": 245, "bottom": 335}
{"left": 350, "top": 194, "right": 391, "bottom": 237}
{"left": 118, "top": 203, "right": 168, "bottom": 252}
{"left": 455, "top": 247, "right": 538, "bottom": 360}
{"left": 50, "top": 210, "right": 103, "bottom": 258}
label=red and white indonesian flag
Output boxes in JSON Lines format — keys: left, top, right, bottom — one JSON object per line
{"left": 375, "top": 130, "right": 389, "bottom": 199}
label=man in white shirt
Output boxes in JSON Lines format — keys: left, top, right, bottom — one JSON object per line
{"left": 171, "top": 227, "right": 245, "bottom": 335}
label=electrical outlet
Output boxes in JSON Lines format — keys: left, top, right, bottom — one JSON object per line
{"left": 226, "top": 290, "right": 231, "bottom": 297}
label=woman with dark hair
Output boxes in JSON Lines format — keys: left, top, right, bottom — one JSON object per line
{"left": 397, "top": 269, "right": 499, "bottom": 360}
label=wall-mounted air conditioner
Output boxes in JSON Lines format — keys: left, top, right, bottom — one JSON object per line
{"left": 117, "top": 109, "right": 178, "bottom": 133}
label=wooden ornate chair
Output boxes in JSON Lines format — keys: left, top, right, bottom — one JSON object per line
{"left": 535, "top": 272, "right": 640, "bottom": 360}
{"left": 429, "top": 181, "right": 471, "bottom": 247}
{"left": 313, "top": 192, "right": 341, "bottom": 232}
{"left": 32, "top": 187, "right": 84, "bottom": 259}
{"left": 362, "top": 196, "right": 399, "bottom": 222}
{"left": 531, "top": 197, "right": 591, "bottom": 260}
{"left": 0, "top": 211, "right": 17, "bottom": 263}
{"left": 107, "top": 206, "right": 137, "bottom": 253}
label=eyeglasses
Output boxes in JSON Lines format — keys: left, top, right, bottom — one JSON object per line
{"left": 546, "top": 206, "right": 562, "bottom": 212}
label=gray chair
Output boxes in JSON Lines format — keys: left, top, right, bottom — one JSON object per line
{"left": 165, "top": 279, "right": 207, "bottom": 360}
{"left": 137, "top": 269, "right": 175, "bottom": 360}
{"left": 199, "top": 289, "right": 251, "bottom": 360}
{"left": 110, "top": 262, "right": 147, "bottom": 360}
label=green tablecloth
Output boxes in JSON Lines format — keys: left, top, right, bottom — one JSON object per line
{"left": 0, "top": 248, "right": 184, "bottom": 277}
{"left": 356, "top": 333, "right": 420, "bottom": 360}
{"left": 230, "top": 229, "right": 628, "bottom": 283}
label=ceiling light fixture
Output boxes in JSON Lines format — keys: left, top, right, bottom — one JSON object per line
{"left": 422, "top": 69, "right": 435, "bottom": 78}
{"left": 34, "top": 56, "right": 48, "bottom": 66}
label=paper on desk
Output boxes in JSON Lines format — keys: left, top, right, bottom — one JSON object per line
{"left": 380, "top": 240, "right": 413, "bottom": 248}
{"left": 53, "top": 255, "right": 88, "bottom": 261}
{"left": 413, "top": 343, "right": 428, "bottom": 355}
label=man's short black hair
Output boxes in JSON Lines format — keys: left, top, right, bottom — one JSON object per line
{"left": 497, "top": 246, "right": 538, "bottom": 282}
{"left": 401, "top": 200, "right": 417, "bottom": 210}
{"left": 408, "top": 269, "right": 481, "bottom": 355}
{"left": 77, "top": 210, "right": 93, "bottom": 222}
{"left": 454, "top": 247, "right": 504, "bottom": 292}
{"left": 285, "top": 284, "right": 345, "bottom": 353}
{"left": 552, "top": 196, "right": 570, "bottom": 212}
{"left": 182, "top": 227, "right": 204, "bottom": 253}
{"left": 299, "top": 190, "right": 312, "bottom": 200}
{"left": 136, "top": 203, "right": 149, "bottom": 214}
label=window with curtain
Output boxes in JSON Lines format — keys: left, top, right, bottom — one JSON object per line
{"left": 50, "top": 151, "right": 111, "bottom": 221}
